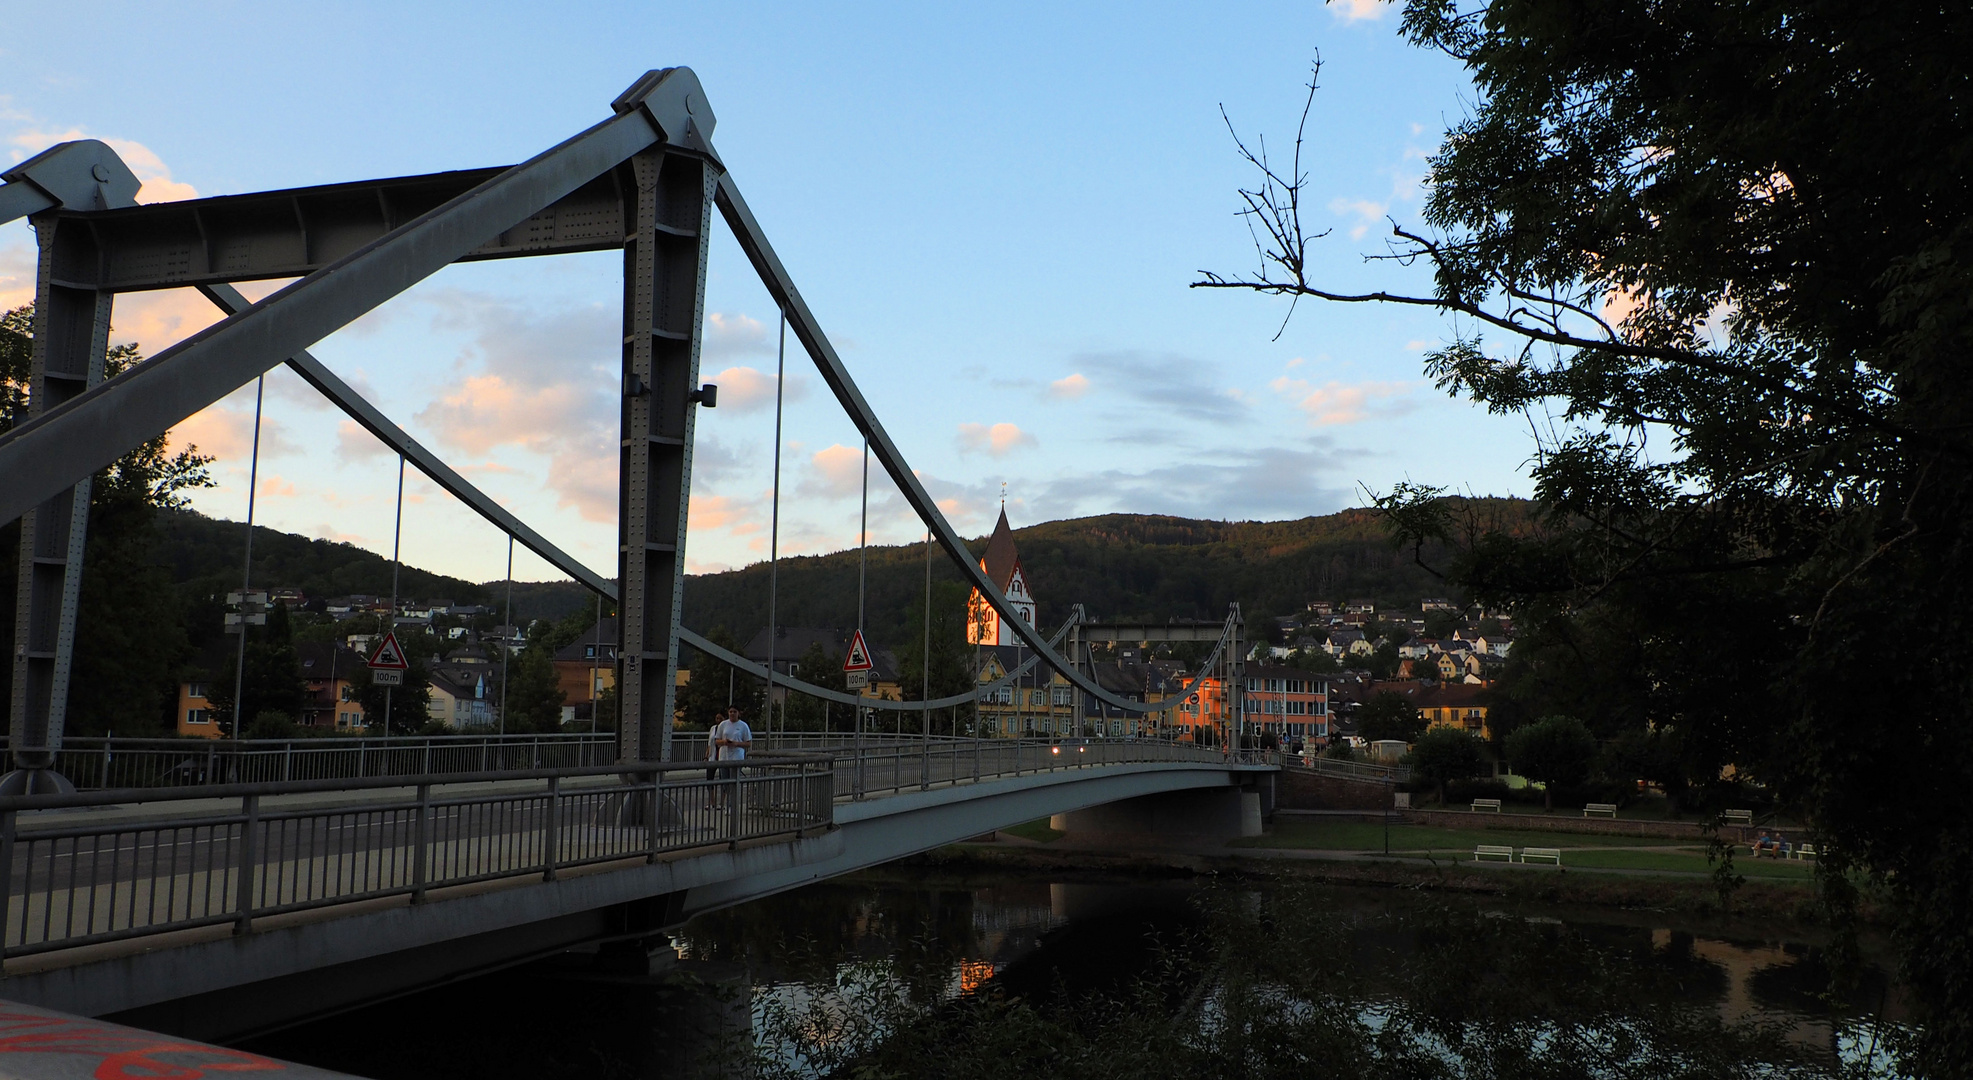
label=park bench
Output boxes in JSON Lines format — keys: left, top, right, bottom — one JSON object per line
{"left": 1471, "top": 798, "right": 1503, "bottom": 813}
{"left": 1520, "top": 847, "right": 1563, "bottom": 865}
{"left": 1474, "top": 844, "right": 1516, "bottom": 863}
{"left": 1793, "top": 843, "right": 1818, "bottom": 860}
{"left": 1724, "top": 809, "right": 1754, "bottom": 826}
{"left": 1583, "top": 803, "right": 1618, "bottom": 818}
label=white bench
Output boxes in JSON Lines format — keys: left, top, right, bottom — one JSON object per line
{"left": 1583, "top": 803, "right": 1617, "bottom": 818}
{"left": 1520, "top": 847, "right": 1563, "bottom": 865}
{"left": 1793, "top": 843, "right": 1818, "bottom": 860}
{"left": 1724, "top": 809, "right": 1754, "bottom": 826}
{"left": 1471, "top": 798, "right": 1503, "bottom": 813}
{"left": 1474, "top": 844, "right": 1516, "bottom": 863}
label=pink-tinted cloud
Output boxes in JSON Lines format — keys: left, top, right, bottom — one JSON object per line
{"left": 1270, "top": 376, "right": 1411, "bottom": 425}
{"left": 1328, "top": 0, "right": 1387, "bottom": 21}
{"left": 803, "top": 443, "right": 865, "bottom": 499}
{"left": 1049, "top": 373, "right": 1090, "bottom": 399}
{"left": 411, "top": 290, "right": 620, "bottom": 521}
{"left": 705, "top": 365, "right": 808, "bottom": 413}
{"left": 955, "top": 422, "right": 1037, "bottom": 457}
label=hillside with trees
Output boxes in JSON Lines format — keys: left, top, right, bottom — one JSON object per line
{"left": 677, "top": 502, "right": 1535, "bottom": 649}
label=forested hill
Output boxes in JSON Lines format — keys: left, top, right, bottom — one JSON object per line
{"left": 157, "top": 511, "right": 489, "bottom": 609}
{"left": 679, "top": 501, "right": 1537, "bottom": 649}
{"left": 153, "top": 501, "right": 1536, "bottom": 648}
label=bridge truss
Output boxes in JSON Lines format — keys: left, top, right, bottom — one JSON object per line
{"left": 0, "top": 68, "right": 1246, "bottom": 793}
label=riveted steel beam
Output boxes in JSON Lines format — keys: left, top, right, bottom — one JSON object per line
{"left": 49, "top": 168, "right": 630, "bottom": 293}
{"left": 0, "top": 69, "right": 723, "bottom": 526}
{"left": 616, "top": 148, "right": 714, "bottom": 763}
{"left": 6, "top": 218, "right": 117, "bottom": 792}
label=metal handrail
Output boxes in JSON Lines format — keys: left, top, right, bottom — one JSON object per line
{"left": 0, "top": 755, "right": 834, "bottom": 959}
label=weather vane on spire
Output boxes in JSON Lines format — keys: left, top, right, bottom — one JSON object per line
{"left": 1001, "top": 481, "right": 1007, "bottom": 508}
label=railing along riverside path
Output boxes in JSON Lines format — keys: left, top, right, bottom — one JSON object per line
{"left": 1278, "top": 753, "right": 1412, "bottom": 784}
{"left": 0, "top": 756, "right": 833, "bottom": 960}
{"left": 0, "top": 738, "right": 1267, "bottom": 959}
{"left": 0, "top": 733, "right": 618, "bottom": 791}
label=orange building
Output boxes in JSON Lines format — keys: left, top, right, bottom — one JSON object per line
{"left": 1170, "top": 664, "right": 1329, "bottom": 744}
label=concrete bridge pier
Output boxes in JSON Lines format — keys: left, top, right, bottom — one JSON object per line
{"left": 1049, "top": 781, "right": 1266, "bottom": 842}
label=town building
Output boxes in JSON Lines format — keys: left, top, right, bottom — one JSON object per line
{"left": 553, "top": 617, "right": 618, "bottom": 723}
{"left": 297, "top": 642, "right": 367, "bottom": 731}
{"left": 965, "top": 509, "right": 1037, "bottom": 646}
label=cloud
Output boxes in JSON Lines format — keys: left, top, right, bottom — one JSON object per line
{"left": 169, "top": 387, "right": 302, "bottom": 463}
{"left": 1037, "top": 438, "right": 1362, "bottom": 520}
{"left": 1328, "top": 197, "right": 1387, "bottom": 241}
{"left": 0, "top": 235, "right": 33, "bottom": 310}
{"left": 1270, "top": 376, "right": 1412, "bottom": 425}
{"left": 1073, "top": 351, "right": 1248, "bottom": 423}
{"left": 956, "top": 422, "right": 1037, "bottom": 457}
{"left": 413, "top": 290, "right": 620, "bottom": 521}
{"left": 1049, "top": 373, "right": 1090, "bottom": 399}
{"left": 689, "top": 431, "right": 750, "bottom": 485}
{"left": 336, "top": 419, "right": 394, "bottom": 463}
{"left": 256, "top": 475, "right": 299, "bottom": 500}
{"left": 1284, "top": 357, "right": 1306, "bottom": 370}
{"left": 802, "top": 443, "right": 866, "bottom": 499}
{"left": 1328, "top": 0, "right": 1387, "bottom": 21}
{"left": 704, "top": 365, "right": 809, "bottom": 413}
{"left": 702, "top": 311, "right": 775, "bottom": 362}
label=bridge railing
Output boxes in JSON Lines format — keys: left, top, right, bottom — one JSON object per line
{"left": 0, "top": 734, "right": 618, "bottom": 791}
{"left": 0, "top": 755, "right": 832, "bottom": 959}
{"left": 731, "top": 734, "right": 1265, "bottom": 798}
{"left": 1278, "top": 753, "right": 1411, "bottom": 784}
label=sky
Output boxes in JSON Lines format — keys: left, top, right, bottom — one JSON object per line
{"left": 0, "top": 0, "right": 1530, "bottom": 588}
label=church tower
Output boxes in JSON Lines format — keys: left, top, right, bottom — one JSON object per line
{"left": 967, "top": 508, "right": 1036, "bottom": 645}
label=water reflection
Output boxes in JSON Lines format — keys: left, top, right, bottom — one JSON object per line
{"left": 244, "top": 869, "right": 1905, "bottom": 1080}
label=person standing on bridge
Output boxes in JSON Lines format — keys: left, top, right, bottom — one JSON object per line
{"left": 708, "top": 706, "right": 753, "bottom": 809}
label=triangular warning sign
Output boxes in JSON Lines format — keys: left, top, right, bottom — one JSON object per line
{"left": 368, "top": 631, "right": 410, "bottom": 670}
{"left": 843, "top": 629, "right": 874, "bottom": 672}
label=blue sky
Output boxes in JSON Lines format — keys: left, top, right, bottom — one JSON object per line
{"left": 1, "top": 1, "right": 1529, "bottom": 585}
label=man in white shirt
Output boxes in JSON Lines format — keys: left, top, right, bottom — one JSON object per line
{"left": 707, "top": 706, "right": 753, "bottom": 808}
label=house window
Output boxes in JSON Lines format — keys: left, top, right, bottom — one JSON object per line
{"left": 341, "top": 686, "right": 356, "bottom": 702}
{"left": 585, "top": 646, "right": 596, "bottom": 658}
{"left": 1030, "top": 689, "right": 1046, "bottom": 707}
{"left": 186, "top": 708, "right": 209, "bottom": 725}
{"left": 188, "top": 683, "right": 208, "bottom": 700}
{"left": 995, "top": 687, "right": 1013, "bottom": 705}
{"left": 1052, "top": 687, "right": 1072, "bottom": 706}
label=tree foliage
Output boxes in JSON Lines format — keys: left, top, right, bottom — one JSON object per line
{"left": 1356, "top": 691, "right": 1424, "bottom": 744}
{"left": 1504, "top": 715, "right": 1598, "bottom": 810}
{"left": 1406, "top": 726, "right": 1487, "bottom": 805}
{"left": 1204, "top": 4, "right": 1973, "bottom": 1068}
{"left": 1, "top": 306, "right": 213, "bottom": 736}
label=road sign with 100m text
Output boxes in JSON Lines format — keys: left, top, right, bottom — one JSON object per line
{"left": 846, "top": 670, "right": 870, "bottom": 689}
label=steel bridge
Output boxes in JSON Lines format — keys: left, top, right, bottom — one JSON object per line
{"left": 0, "top": 67, "right": 1274, "bottom": 1039}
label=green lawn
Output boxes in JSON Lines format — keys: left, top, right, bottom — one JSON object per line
{"left": 1001, "top": 818, "right": 1065, "bottom": 843}
{"left": 1234, "top": 821, "right": 1689, "bottom": 853}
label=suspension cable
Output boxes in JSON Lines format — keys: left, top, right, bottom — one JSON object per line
{"left": 764, "top": 308, "right": 786, "bottom": 743}
{"left": 230, "top": 375, "right": 266, "bottom": 740}
{"left": 385, "top": 454, "right": 404, "bottom": 738}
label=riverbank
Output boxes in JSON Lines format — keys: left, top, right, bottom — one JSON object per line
{"left": 905, "top": 837, "right": 1873, "bottom": 929}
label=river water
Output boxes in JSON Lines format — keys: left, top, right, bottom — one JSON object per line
{"left": 245, "top": 866, "right": 1910, "bottom": 1079}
